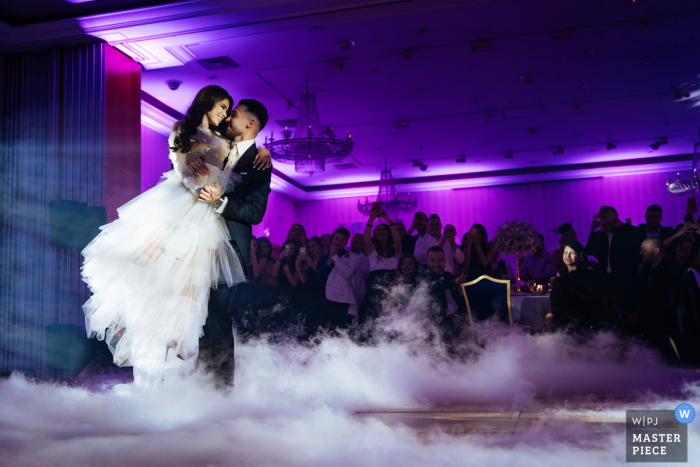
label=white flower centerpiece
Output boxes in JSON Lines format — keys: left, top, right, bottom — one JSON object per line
{"left": 493, "top": 220, "right": 539, "bottom": 292}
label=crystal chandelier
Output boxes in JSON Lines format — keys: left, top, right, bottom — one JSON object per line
{"left": 358, "top": 159, "right": 418, "bottom": 216}
{"left": 265, "top": 77, "right": 353, "bottom": 175}
{"left": 667, "top": 141, "right": 700, "bottom": 202}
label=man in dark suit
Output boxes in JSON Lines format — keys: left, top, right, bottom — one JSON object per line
{"left": 192, "top": 99, "right": 272, "bottom": 388}
{"left": 586, "top": 205, "right": 646, "bottom": 327}
{"left": 637, "top": 204, "right": 674, "bottom": 241}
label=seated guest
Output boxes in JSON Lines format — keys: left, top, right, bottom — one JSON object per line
{"left": 362, "top": 208, "right": 402, "bottom": 320}
{"left": 663, "top": 222, "right": 700, "bottom": 249}
{"left": 320, "top": 234, "right": 332, "bottom": 256}
{"left": 323, "top": 228, "right": 365, "bottom": 329}
{"left": 423, "top": 247, "right": 466, "bottom": 320}
{"left": 520, "top": 234, "right": 555, "bottom": 283}
{"left": 668, "top": 232, "right": 697, "bottom": 271}
{"left": 637, "top": 204, "right": 674, "bottom": 241}
{"left": 487, "top": 244, "right": 515, "bottom": 282}
{"left": 390, "top": 254, "right": 420, "bottom": 289}
{"left": 402, "top": 212, "right": 429, "bottom": 255}
{"left": 548, "top": 241, "right": 605, "bottom": 332}
{"left": 636, "top": 238, "right": 683, "bottom": 355}
{"left": 415, "top": 215, "right": 464, "bottom": 274}
{"left": 462, "top": 223, "right": 494, "bottom": 281}
{"left": 552, "top": 223, "right": 584, "bottom": 275}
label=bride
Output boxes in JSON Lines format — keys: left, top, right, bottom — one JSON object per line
{"left": 81, "top": 85, "right": 270, "bottom": 387}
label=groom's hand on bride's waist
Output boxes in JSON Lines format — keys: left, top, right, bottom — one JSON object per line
{"left": 188, "top": 157, "right": 210, "bottom": 176}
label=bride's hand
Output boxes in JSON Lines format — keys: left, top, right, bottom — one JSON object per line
{"left": 187, "top": 156, "right": 210, "bottom": 176}
{"left": 253, "top": 148, "right": 272, "bottom": 170}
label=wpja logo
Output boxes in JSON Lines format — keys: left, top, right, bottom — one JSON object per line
{"left": 626, "top": 407, "right": 693, "bottom": 463}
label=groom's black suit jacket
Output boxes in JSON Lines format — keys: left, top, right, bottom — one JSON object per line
{"left": 220, "top": 143, "right": 272, "bottom": 279}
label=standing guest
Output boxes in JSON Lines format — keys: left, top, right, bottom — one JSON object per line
{"left": 250, "top": 236, "right": 276, "bottom": 285}
{"left": 271, "top": 238, "right": 302, "bottom": 332}
{"left": 362, "top": 208, "right": 402, "bottom": 320}
{"left": 586, "top": 205, "right": 646, "bottom": 325}
{"left": 402, "top": 212, "right": 429, "bottom": 255}
{"left": 286, "top": 223, "right": 308, "bottom": 248}
{"left": 415, "top": 215, "right": 464, "bottom": 274}
{"left": 462, "top": 223, "right": 494, "bottom": 281}
{"left": 552, "top": 223, "right": 584, "bottom": 275}
{"left": 297, "top": 236, "right": 324, "bottom": 280}
{"left": 637, "top": 205, "right": 674, "bottom": 241}
{"left": 548, "top": 241, "right": 605, "bottom": 332}
{"left": 395, "top": 222, "right": 407, "bottom": 241}
{"left": 587, "top": 206, "right": 645, "bottom": 275}
{"left": 520, "top": 234, "right": 555, "bottom": 283}
{"left": 322, "top": 228, "right": 364, "bottom": 329}
{"left": 487, "top": 244, "right": 515, "bottom": 282}
{"left": 350, "top": 233, "right": 371, "bottom": 282}
{"left": 295, "top": 236, "right": 324, "bottom": 335}
{"left": 320, "top": 234, "right": 332, "bottom": 256}
{"left": 636, "top": 238, "right": 682, "bottom": 356}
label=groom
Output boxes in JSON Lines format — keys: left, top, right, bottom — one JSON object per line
{"left": 189, "top": 99, "right": 271, "bottom": 388}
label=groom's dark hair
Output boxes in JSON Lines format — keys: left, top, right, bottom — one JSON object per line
{"left": 239, "top": 99, "right": 268, "bottom": 131}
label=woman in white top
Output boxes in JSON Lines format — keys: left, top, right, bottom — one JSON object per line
{"left": 361, "top": 207, "right": 402, "bottom": 320}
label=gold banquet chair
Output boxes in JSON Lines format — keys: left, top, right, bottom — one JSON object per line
{"left": 461, "top": 275, "right": 513, "bottom": 330}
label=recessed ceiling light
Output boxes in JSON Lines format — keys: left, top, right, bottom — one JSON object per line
{"left": 588, "top": 49, "right": 596, "bottom": 53}
{"left": 463, "top": 64, "right": 471, "bottom": 69}
{"left": 646, "top": 61, "right": 654, "bottom": 65}
{"left": 336, "top": 40, "right": 355, "bottom": 51}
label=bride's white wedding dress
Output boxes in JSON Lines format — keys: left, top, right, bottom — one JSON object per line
{"left": 82, "top": 125, "right": 245, "bottom": 386}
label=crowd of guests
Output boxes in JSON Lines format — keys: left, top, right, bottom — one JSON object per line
{"left": 232, "top": 202, "right": 700, "bottom": 365}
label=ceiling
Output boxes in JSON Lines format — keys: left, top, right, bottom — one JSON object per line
{"left": 3, "top": 0, "right": 700, "bottom": 196}
{"left": 0, "top": 0, "right": 177, "bottom": 26}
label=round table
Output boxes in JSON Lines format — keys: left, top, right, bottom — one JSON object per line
{"left": 510, "top": 294, "right": 551, "bottom": 333}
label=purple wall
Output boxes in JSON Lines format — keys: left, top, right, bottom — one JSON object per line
{"left": 252, "top": 190, "right": 299, "bottom": 246}
{"left": 294, "top": 171, "right": 687, "bottom": 264}
{"left": 141, "top": 125, "right": 170, "bottom": 192}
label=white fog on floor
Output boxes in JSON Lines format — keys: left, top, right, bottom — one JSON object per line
{"left": 1, "top": 285, "right": 699, "bottom": 467}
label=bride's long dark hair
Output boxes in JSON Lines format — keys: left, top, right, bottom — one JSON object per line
{"left": 172, "top": 85, "right": 233, "bottom": 154}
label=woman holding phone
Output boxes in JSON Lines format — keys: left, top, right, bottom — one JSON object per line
{"left": 361, "top": 206, "right": 402, "bottom": 321}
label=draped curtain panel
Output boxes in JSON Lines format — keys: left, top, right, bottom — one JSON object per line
{"left": 0, "top": 44, "right": 105, "bottom": 377}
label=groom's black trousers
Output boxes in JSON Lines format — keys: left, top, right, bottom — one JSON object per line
{"left": 204, "top": 282, "right": 239, "bottom": 385}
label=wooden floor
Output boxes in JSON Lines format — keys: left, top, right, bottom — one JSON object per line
{"left": 353, "top": 396, "right": 630, "bottom": 435}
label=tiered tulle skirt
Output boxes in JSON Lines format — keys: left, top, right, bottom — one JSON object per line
{"left": 81, "top": 167, "right": 245, "bottom": 385}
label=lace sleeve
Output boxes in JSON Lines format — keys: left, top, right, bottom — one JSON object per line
{"left": 168, "top": 128, "right": 202, "bottom": 193}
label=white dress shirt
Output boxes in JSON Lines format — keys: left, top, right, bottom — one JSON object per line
{"left": 215, "top": 139, "right": 256, "bottom": 214}
{"left": 414, "top": 235, "right": 465, "bottom": 274}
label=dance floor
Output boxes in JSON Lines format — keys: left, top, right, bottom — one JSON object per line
{"left": 354, "top": 396, "right": 634, "bottom": 436}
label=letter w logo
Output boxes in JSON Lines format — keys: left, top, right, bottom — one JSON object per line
{"left": 680, "top": 410, "right": 691, "bottom": 419}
